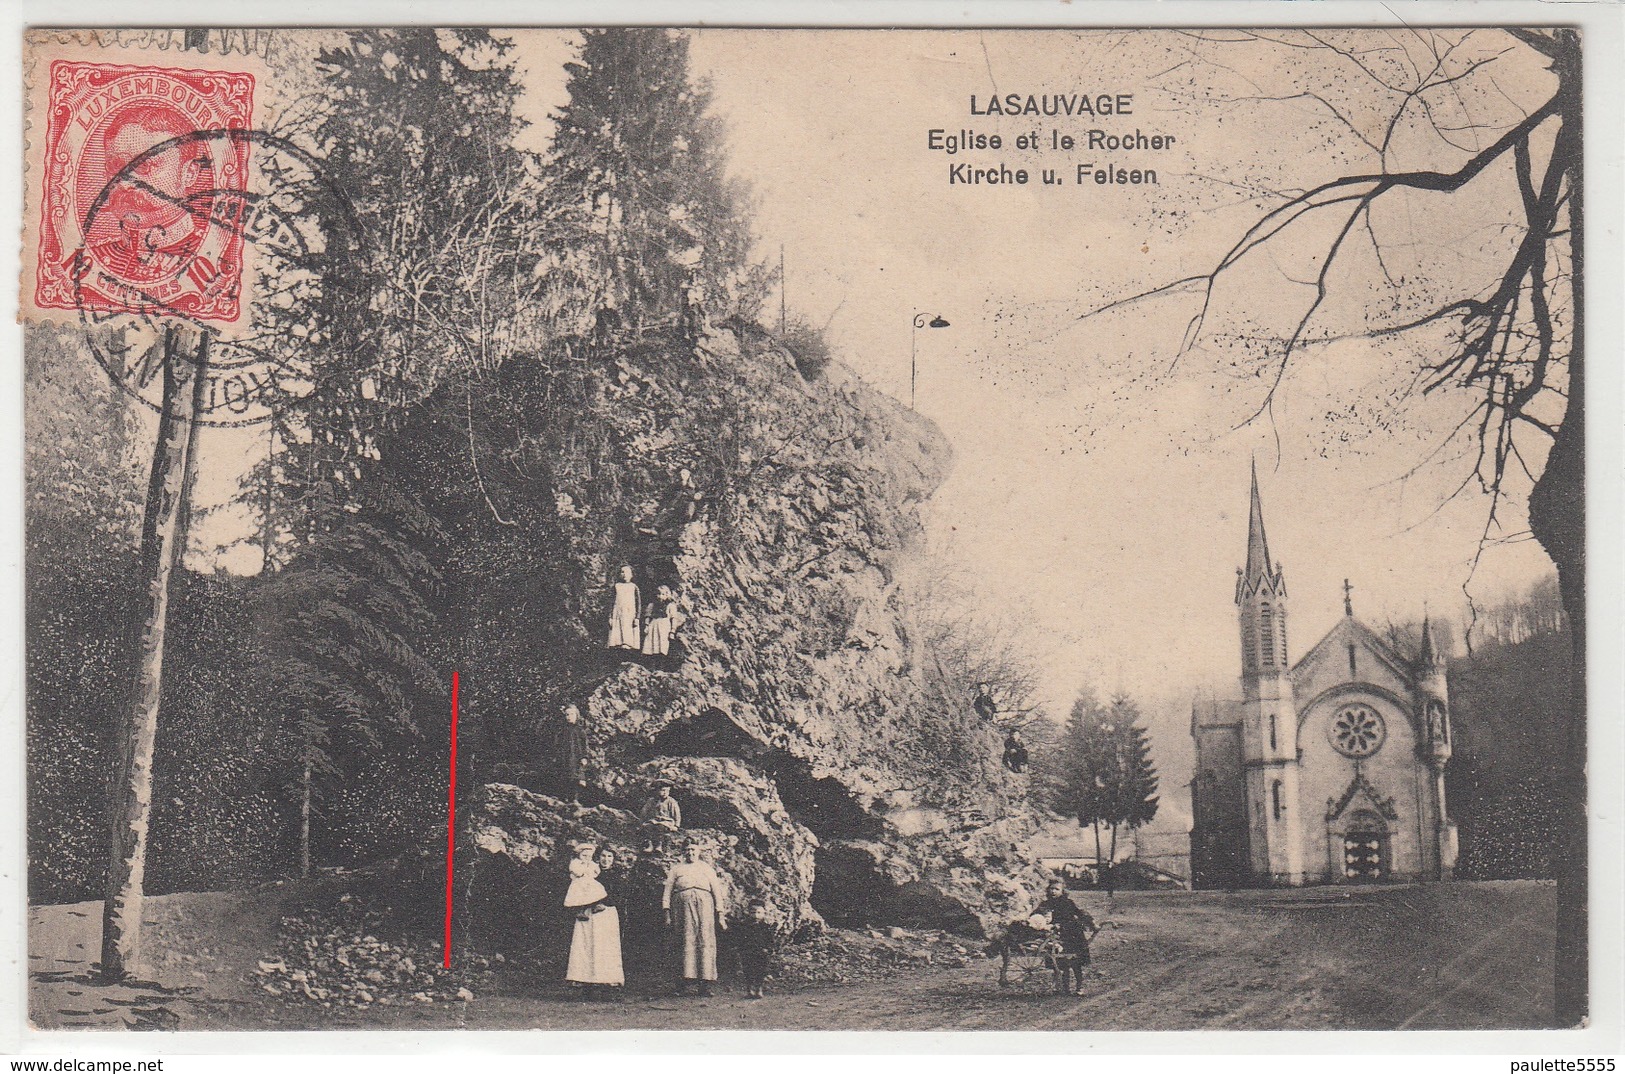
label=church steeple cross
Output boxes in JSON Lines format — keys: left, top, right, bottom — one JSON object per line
{"left": 1343, "top": 578, "right": 1354, "bottom": 617}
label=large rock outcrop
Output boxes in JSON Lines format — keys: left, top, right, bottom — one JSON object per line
{"left": 388, "top": 321, "right": 1049, "bottom": 944}
{"left": 814, "top": 815, "right": 1044, "bottom": 938}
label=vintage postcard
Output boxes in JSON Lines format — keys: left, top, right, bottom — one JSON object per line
{"left": 15, "top": 19, "right": 1607, "bottom": 1044}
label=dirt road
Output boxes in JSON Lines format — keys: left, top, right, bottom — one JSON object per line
{"left": 29, "top": 879, "right": 1555, "bottom": 1032}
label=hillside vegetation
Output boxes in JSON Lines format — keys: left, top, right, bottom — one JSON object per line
{"left": 26, "top": 29, "right": 1044, "bottom": 951}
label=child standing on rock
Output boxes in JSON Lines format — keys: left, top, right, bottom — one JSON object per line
{"left": 730, "top": 900, "right": 781, "bottom": 999}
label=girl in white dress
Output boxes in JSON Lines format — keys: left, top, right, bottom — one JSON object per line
{"left": 641, "top": 584, "right": 686, "bottom": 656}
{"left": 607, "top": 565, "right": 641, "bottom": 649}
{"left": 564, "top": 843, "right": 607, "bottom": 908}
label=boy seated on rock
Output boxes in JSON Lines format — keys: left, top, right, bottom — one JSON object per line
{"left": 639, "top": 781, "right": 683, "bottom": 854}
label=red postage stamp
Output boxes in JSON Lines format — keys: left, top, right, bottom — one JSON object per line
{"left": 32, "top": 61, "right": 256, "bottom": 322}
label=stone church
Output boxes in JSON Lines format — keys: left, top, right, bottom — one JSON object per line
{"left": 1189, "top": 466, "right": 1458, "bottom": 888}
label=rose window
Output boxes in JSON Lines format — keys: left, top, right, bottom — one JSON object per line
{"left": 1331, "top": 705, "right": 1385, "bottom": 758}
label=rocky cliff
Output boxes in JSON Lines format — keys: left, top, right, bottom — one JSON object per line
{"left": 380, "top": 320, "right": 1045, "bottom": 952}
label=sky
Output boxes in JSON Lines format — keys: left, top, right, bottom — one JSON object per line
{"left": 677, "top": 29, "right": 1558, "bottom": 709}
{"left": 192, "top": 28, "right": 1562, "bottom": 720}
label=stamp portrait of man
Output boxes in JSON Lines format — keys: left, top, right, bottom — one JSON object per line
{"left": 81, "top": 102, "right": 214, "bottom": 287}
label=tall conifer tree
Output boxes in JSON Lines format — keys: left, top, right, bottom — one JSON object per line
{"left": 540, "top": 28, "right": 759, "bottom": 332}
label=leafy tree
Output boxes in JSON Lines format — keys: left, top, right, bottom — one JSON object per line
{"left": 1447, "top": 597, "right": 1570, "bottom": 880}
{"left": 237, "top": 30, "right": 766, "bottom": 864}
{"left": 45, "top": 27, "right": 308, "bottom": 975}
{"left": 263, "top": 28, "right": 540, "bottom": 536}
{"left": 25, "top": 326, "right": 149, "bottom": 905}
{"left": 24, "top": 325, "right": 145, "bottom": 554}
{"left": 1059, "top": 691, "right": 1112, "bottom": 865}
{"left": 780, "top": 315, "right": 836, "bottom": 381}
{"left": 146, "top": 574, "right": 288, "bottom": 895}
{"left": 256, "top": 490, "right": 450, "bottom": 874}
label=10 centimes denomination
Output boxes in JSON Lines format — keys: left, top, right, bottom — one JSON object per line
{"left": 32, "top": 58, "right": 359, "bottom": 427}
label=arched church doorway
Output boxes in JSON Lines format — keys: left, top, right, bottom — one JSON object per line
{"left": 1341, "top": 810, "right": 1390, "bottom": 881}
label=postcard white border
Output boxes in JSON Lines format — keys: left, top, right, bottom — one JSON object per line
{"left": 4, "top": 0, "right": 1620, "bottom": 1065}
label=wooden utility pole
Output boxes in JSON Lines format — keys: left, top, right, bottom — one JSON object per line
{"left": 261, "top": 413, "right": 275, "bottom": 567}
{"left": 779, "top": 243, "right": 787, "bottom": 336}
{"left": 101, "top": 325, "right": 209, "bottom": 981}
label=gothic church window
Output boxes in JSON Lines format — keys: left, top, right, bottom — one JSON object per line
{"left": 1268, "top": 714, "right": 1277, "bottom": 750}
{"left": 1330, "top": 704, "right": 1386, "bottom": 758}
{"left": 1271, "top": 779, "right": 1284, "bottom": 820}
{"left": 1260, "top": 604, "right": 1275, "bottom": 667}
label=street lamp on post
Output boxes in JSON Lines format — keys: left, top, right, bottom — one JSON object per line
{"left": 911, "top": 313, "right": 951, "bottom": 409}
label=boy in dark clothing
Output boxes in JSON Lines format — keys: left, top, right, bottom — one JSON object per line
{"left": 973, "top": 682, "right": 998, "bottom": 723}
{"left": 555, "top": 705, "right": 590, "bottom": 802}
{"left": 730, "top": 901, "right": 780, "bottom": 998}
{"left": 1035, "top": 879, "right": 1099, "bottom": 994}
{"left": 1003, "top": 730, "right": 1029, "bottom": 773}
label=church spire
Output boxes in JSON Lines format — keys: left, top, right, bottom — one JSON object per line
{"left": 1248, "top": 458, "right": 1274, "bottom": 581}
{"left": 1236, "top": 461, "right": 1287, "bottom": 670}
{"left": 1229, "top": 462, "right": 1303, "bottom": 884}
{"left": 1246, "top": 458, "right": 1272, "bottom": 582}
{"left": 1419, "top": 612, "right": 1445, "bottom": 668}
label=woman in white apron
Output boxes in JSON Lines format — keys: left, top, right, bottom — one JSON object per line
{"left": 607, "top": 565, "right": 641, "bottom": 649}
{"left": 563, "top": 843, "right": 624, "bottom": 998}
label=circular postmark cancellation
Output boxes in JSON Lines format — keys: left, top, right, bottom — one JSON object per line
{"left": 34, "top": 60, "right": 360, "bottom": 427}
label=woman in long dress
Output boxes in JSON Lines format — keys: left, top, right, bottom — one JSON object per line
{"left": 564, "top": 843, "right": 624, "bottom": 997}
{"left": 662, "top": 843, "right": 728, "bottom": 996}
{"left": 607, "top": 565, "right": 641, "bottom": 649}
{"left": 641, "top": 584, "right": 686, "bottom": 657}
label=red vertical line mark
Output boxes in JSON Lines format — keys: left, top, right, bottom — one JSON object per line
{"left": 444, "top": 670, "right": 460, "bottom": 968}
